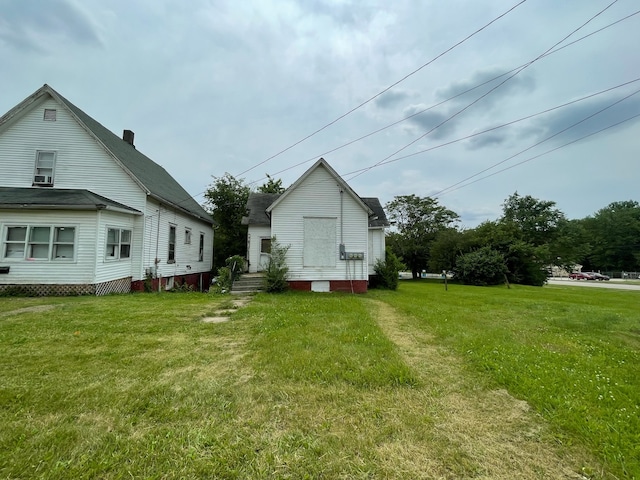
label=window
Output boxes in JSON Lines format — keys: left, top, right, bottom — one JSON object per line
{"left": 33, "top": 151, "right": 56, "bottom": 186}
{"left": 2, "top": 225, "right": 75, "bottom": 260}
{"left": 105, "top": 228, "right": 131, "bottom": 260}
{"left": 198, "top": 233, "right": 205, "bottom": 262}
{"left": 185, "top": 228, "right": 192, "bottom": 244}
{"left": 43, "top": 109, "right": 57, "bottom": 121}
{"left": 168, "top": 225, "right": 176, "bottom": 263}
{"left": 260, "top": 238, "right": 271, "bottom": 254}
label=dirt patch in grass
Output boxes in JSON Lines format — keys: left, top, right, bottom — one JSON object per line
{"left": 370, "top": 299, "right": 599, "bottom": 479}
{"left": 0, "top": 304, "right": 59, "bottom": 318}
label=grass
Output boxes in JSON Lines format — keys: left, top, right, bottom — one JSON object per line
{"left": 0, "top": 285, "right": 638, "bottom": 478}
{"left": 370, "top": 280, "right": 640, "bottom": 479}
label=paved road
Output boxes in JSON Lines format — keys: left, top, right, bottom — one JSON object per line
{"left": 547, "top": 278, "right": 640, "bottom": 291}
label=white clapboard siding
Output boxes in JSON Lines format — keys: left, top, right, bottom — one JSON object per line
{"left": 0, "top": 97, "right": 146, "bottom": 212}
{"left": 0, "top": 210, "right": 99, "bottom": 284}
{"left": 94, "top": 210, "right": 137, "bottom": 283}
{"left": 271, "top": 165, "right": 369, "bottom": 281}
{"left": 144, "top": 200, "right": 213, "bottom": 279}
{"left": 368, "top": 228, "right": 386, "bottom": 271}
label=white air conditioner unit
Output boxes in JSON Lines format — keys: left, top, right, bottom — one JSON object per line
{"left": 34, "top": 175, "right": 52, "bottom": 184}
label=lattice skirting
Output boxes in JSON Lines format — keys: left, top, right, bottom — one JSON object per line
{"left": 0, "top": 277, "right": 132, "bottom": 297}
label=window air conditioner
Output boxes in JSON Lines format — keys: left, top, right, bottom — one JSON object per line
{"left": 34, "top": 175, "right": 52, "bottom": 184}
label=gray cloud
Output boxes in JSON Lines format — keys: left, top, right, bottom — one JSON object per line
{"left": 466, "top": 130, "right": 509, "bottom": 150}
{"left": 402, "top": 105, "right": 458, "bottom": 139}
{"left": 0, "top": 0, "right": 102, "bottom": 51}
{"left": 375, "top": 90, "right": 412, "bottom": 109}
{"left": 520, "top": 91, "right": 640, "bottom": 146}
{"left": 435, "top": 67, "right": 536, "bottom": 110}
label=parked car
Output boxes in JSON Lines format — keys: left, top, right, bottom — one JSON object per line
{"left": 584, "top": 272, "right": 610, "bottom": 281}
{"left": 569, "top": 272, "right": 595, "bottom": 280}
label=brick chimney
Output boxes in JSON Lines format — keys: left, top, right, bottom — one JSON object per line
{"left": 123, "top": 129, "right": 135, "bottom": 148}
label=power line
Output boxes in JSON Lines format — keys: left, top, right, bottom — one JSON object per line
{"left": 248, "top": 9, "right": 639, "bottom": 188}
{"left": 430, "top": 87, "right": 640, "bottom": 197}
{"left": 343, "top": 77, "right": 640, "bottom": 175}
{"left": 235, "top": 0, "right": 528, "bottom": 178}
{"left": 433, "top": 112, "right": 640, "bottom": 198}
{"left": 345, "top": 0, "right": 620, "bottom": 183}
{"left": 285, "top": 80, "right": 640, "bottom": 195}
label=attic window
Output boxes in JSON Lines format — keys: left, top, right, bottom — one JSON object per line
{"left": 43, "top": 109, "right": 57, "bottom": 121}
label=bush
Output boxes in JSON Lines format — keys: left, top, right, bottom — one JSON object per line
{"left": 212, "top": 267, "right": 232, "bottom": 294}
{"left": 225, "top": 255, "right": 245, "bottom": 281}
{"left": 373, "top": 249, "right": 405, "bottom": 290}
{"left": 264, "top": 237, "right": 289, "bottom": 293}
{"left": 454, "top": 247, "right": 507, "bottom": 286}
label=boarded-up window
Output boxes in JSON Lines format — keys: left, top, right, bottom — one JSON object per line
{"left": 304, "top": 217, "right": 336, "bottom": 267}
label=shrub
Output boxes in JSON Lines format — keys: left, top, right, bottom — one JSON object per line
{"left": 373, "top": 249, "right": 405, "bottom": 290}
{"left": 225, "top": 255, "right": 245, "bottom": 281}
{"left": 264, "top": 237, "right": 289, "bottom": 293}
{"left": 454, "top": 246, "right": 507, "bottom": 286}
{"left": 212, "top": 267, "right": 232, "bottom": 294}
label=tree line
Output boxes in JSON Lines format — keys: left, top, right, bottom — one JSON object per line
{"left": 203, "top": 172, "right": 639, "bottom": 286}
{"left": 386, "top": 193, "right": 640, "bottom": 286}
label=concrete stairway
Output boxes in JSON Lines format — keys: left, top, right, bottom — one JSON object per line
{"left": 231, "top": 273, "right": 265, "bottom": 294}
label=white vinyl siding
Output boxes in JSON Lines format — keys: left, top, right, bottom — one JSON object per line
{"left": 0, "top": 211, "right": 95, "bottom": 284}
{"left": 0, "top": 97, "right": 146, "bottom": 212}
{"left": 270, "top": 164, "right": 369, "bottom": 281}
{"left": 368, "top": 228, "right": 386, "bottom": 272}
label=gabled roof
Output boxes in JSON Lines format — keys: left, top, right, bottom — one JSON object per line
{"left": 0, "top": 187, "right": 142, "bottom": 214}
{"left": 243, "top": 159, "right": 389, "bottom": 228}
{"left": 0, "top": 85, "right": 213, "bottom": 224}
{"left": 266, "top": 158, "right": 373, "bottom": 216}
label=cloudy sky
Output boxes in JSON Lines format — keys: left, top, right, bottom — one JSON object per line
{"left": 1, "top": 0, "right": 638, "bottom": 227}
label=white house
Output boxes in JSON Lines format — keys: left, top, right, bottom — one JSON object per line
{"left": 0, "top": 84, "right": 214, "bottom": 295}
{"left": 242, "top": 159, "right": 389, "bottom": 293}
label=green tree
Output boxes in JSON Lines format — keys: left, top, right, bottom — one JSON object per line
{"left": 203, "top": 173, "right": 250, "bottom": 268}
{"left": 582, "top": 200, "right": 640, "bottom": 271}
{"left": 257, "top": 174, "right": 286, "bottom": 194}
{"left": 501, "top": 192, "right": 565, "bottom": 248}
{"left": 385, "top": 195, "right": 459, "bottom": 279}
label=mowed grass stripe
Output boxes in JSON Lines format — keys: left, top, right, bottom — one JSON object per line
{"left": 369, "top": 281, "right": 640, "bottom": 479}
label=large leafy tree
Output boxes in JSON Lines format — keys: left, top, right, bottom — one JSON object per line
{"left": 203, "top": 173, "right": 250, "bottom": 268}
{"left": 385, "top": 195, "right": 459, "bottom": 279}
{"left": 582, "top": 200, "right": 640, "bottom": 271}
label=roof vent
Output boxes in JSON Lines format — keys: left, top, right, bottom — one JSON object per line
{"left": 123, "top": 129, "right": 135, "bottom": 147}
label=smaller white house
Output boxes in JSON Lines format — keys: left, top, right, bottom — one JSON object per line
{"left": 242, "top": 159, "right": 389, "bottom": 293}
{"left": 0, "top": 85, "right": 214, "bottom": 295}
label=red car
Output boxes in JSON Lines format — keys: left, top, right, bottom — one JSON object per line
{"left": 569, "top": 272, "right": 595, "bottom": 280}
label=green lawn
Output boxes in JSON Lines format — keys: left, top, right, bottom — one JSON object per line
{"left": 0, "top": 285, "right": 638, "bottom": 479}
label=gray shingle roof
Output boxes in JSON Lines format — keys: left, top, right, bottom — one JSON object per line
{"left": 242, "top": 192, "right": 281, "bottom": 225}
{"left": 0, "top": 187, "right": 142, "bottom": 213}
{"left": 361, "top": 197, "right": 390, "bottom": 227}
{"left": 1, "top": 85, "right": 213, "bottom": 224}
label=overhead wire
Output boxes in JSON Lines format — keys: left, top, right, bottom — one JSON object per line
{"left": 247, "top": 8, "right": 639, "bottom": 188}
{"left": 235, "top": 0, "right": 528, "bottom": 177}
{"left": 429, "top": 87, "right": 640, "bottom": 198}
{"left": 344, "top": 0, "right": 620, "bottom": 183}
{"left": 433, "top": 112, "right": 640, "bottom": 198}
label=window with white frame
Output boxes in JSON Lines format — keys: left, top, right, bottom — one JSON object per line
{"left": 33, "top": 151, "right": 56, "bottom": 186}
{"left": 185, "top": 228, "right": 192, "bottom": 244}
{"left": 168, "top": 225, "right": 176, "bottom": 263}
{"left": 105, "top": 228, "right": 132, "bottom": 260}
{"left": 2, "top": 225, "right": 75, "bottom": 260}
{"left": 198, "top": 233, "right": 204, "bottom": 262}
